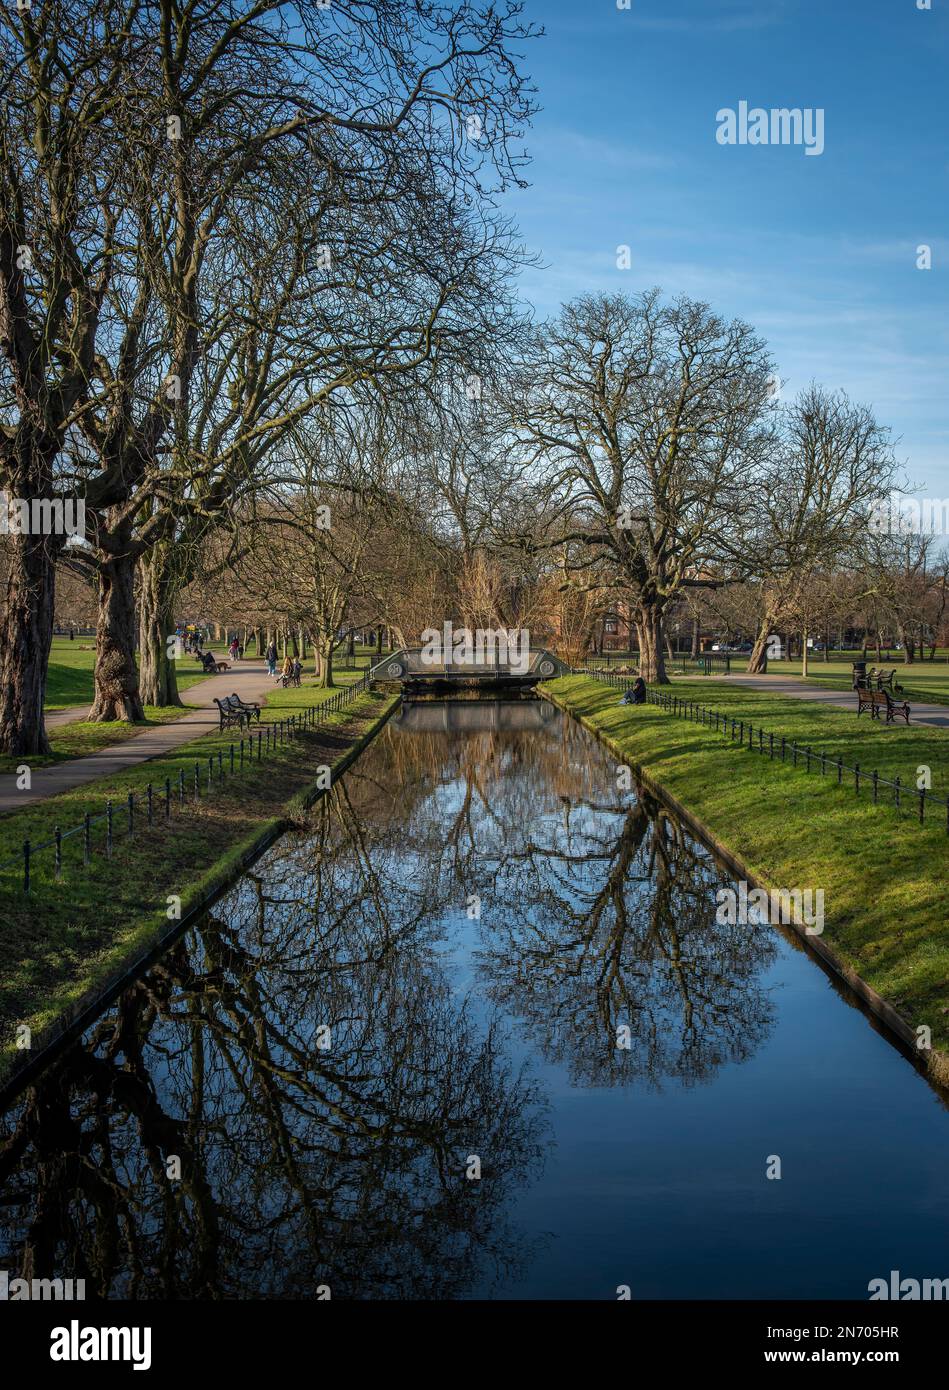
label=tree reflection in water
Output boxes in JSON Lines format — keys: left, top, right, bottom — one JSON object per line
{"left": 0, "top": 702, "right": 778, "bottom": 1297}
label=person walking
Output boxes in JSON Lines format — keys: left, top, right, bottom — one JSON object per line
{"left": 266, "top": 641, "right": 278, "bottom": 677}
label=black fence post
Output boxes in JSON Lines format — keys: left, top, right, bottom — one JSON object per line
{"left": 895, "top": 776, "right": 901, "bottom": 811}
{"left": 147, "top": 783, "right": 153, "bottom": 826}
{"left": 127, "top": 791, "right": 134, "bottom": 838}
{"left": 54, "top": 827, "right": 62, "bottom": 879}
{"left": 179, "top": 768, "right": 185, "bottom": 806}
{"left": 165, "top": 777, "right": 171, "bottom": 819}
{"left": 854, "top": 763, "right": 860, "bottom": 795}
{"left": 84, "top": 812, "right": 91, "bottom": 865}
{"left": 107, "top": 801, "right": 113, "bottom": 856}
{"left": 872, "top": 770, "right": 878, "bottom": 803}
{"left": 23, "top": 839, "right": 30, "bottom": 894}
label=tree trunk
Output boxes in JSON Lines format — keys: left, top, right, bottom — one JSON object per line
{"left": 896, "top": 619, "right": 915, "bottom": 664}
{"left": 318, "top": 639, "right": 335, "bottom": 688}
{"left": 0, "top": 531, "right": 58, "bottom": 754}
{"left": 635, "top": 605, "right": 668, "bottom": 683}
{"left": 137, "top": 545, "right": 183, "bottom": 707}
{"left": 746, "top": 611, "right": 775, "bottom": 674}
{"left": 89, "top": 525, "right": 145, "bottom": 722}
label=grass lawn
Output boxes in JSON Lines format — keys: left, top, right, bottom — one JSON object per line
{"left": 543, "top": 674, "right": 949, "bottom": 1065}
{"left": 0, "top": 676, "right": 397, "bottom": 1083}
{"left": 44, "top": 635, "right": 215, "bottom": 710}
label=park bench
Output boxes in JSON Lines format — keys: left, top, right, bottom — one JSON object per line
{"left": 228, "top": 692, "right": 261, "bottom": 723}
{"left": 856, "top": 686, "right": 911, "bottom": 725}
{"left": 213, "top": 695, "right": 250, "bottom": 731}
{"left": 867, "top": 666, "right": 903, "bottom": 694}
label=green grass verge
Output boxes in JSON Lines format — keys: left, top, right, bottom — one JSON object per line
{"left": 44, "top": 635, "right": 213, "bottom": 710}
{"left": 542, "top": 675, "right": 949, "bottom": 1065}
{"left": 0, "top": 679, "right": 398, "bottom": 1082}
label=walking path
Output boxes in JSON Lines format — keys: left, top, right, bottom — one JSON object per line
{"left": 0, "top": 661, "right": 280, "bottom": 813}
{"left": 722, "top": 673, "right": 949, "bottom": 731}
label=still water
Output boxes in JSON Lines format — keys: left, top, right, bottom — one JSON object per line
{"left": 1, "top": 701, "right": 947, "bottom": 1299}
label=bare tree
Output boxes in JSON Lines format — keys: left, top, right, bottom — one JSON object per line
{"left": 515, "top": 291, "right": 775, "bottom": 682}
{"left": 740, "top": 386, "right": 895, "bottom": 673}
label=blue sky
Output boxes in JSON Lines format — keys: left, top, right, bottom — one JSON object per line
{"left": 503, "top": 0, "right": 949, "bottom": 495}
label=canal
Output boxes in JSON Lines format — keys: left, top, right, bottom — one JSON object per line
{"left": 1, "top": 700, "right": 947, "bottom": 1299}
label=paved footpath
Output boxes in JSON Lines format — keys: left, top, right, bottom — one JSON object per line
{"left": 0, "top": 661, "right": 280, "bottom": 814}
{"left": 721, "top": 673, "right": 949, "bottom": 731}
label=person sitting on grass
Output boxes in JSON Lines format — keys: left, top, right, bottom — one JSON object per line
{"left": 622, "top": 676, "right": 647, "bottom": 706}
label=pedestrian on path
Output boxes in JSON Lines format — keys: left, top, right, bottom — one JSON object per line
{"left": 266, "top": 641, "right": 278, "bottom": 677}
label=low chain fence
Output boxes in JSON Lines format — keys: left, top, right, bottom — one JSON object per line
{"left": 582, "top": 669, "right": 949, "bottom": 835}
{"left": 1, "top": 674, "right": 373, "bottom": 894}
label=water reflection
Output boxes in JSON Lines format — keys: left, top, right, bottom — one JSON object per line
{"left": 0, "top": 702, "right": 779, "bottom": 1298}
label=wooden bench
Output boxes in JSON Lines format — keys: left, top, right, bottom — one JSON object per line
{"left": 856, "top": 687, "right": 911, "bottom": 725}
{"left": 867, "top": 666, "right": 903, "bottom": 694}
{"left": 228, "top": 692, "right": 261, "bottom": 723}
{"left": 213, "top": 695, "right": 249, "bottom": 731}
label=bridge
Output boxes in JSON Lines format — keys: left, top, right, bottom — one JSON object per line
{"left": 374, "top": 647, "right": 568, "bottom": 694}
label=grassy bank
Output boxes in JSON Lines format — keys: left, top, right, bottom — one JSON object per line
{"left": 543, "top": 675, "right": 949, "bottom": 1072}
{"left": 0, "top": 682, "right": 398, "bottom": 1083}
